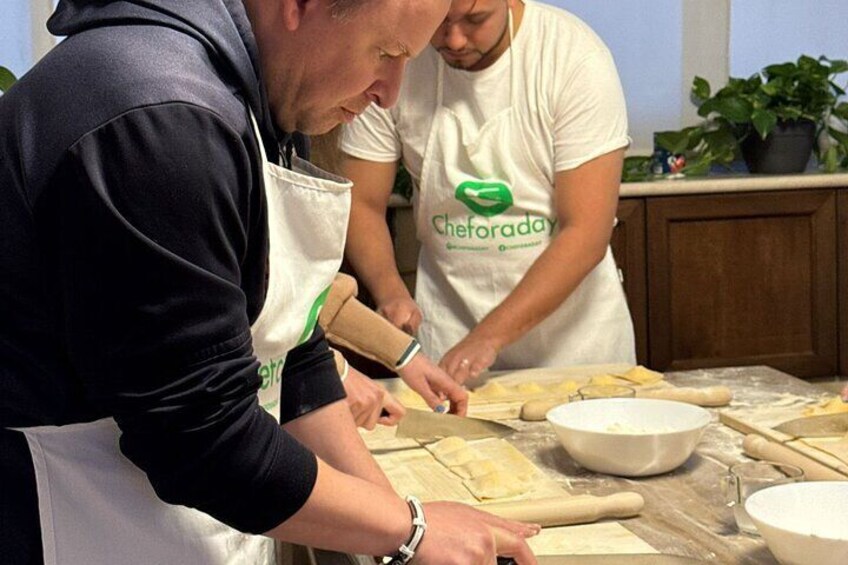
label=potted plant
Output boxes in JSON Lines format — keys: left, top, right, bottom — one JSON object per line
{"left": 692, "top": 55, "right": 848, "bottom": 174}
{"left": 622, "top": 55, "right": 848, "bottom": 182}
{"left": 0, "top": 65, "right": 16, "bottom": 93}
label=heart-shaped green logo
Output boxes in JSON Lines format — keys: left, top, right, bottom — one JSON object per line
{"left": 455, "top": 180, "right": 513, "bottom": 217}
{"left": 297, "top": 284, "right": 332, "bottom": 345}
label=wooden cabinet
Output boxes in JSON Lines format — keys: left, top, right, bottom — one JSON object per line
{"left": 839, "top": 191, "right": 848, "bottom": 375}
{"left": 379, "top": 186, "right": 847, "bottom": 379}
{"left": 644, "top": 190, "right": 838, "bottom": 378}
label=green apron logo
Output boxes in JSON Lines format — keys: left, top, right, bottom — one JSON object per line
{"left": 297, "top": 284, "right": 332, "bottom": 345}
{"left": 455, "top": 180, "right": 513, "bottom": 217}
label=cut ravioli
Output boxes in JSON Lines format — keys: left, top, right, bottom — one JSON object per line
{"left": 426, "top": 437, "right": 482, "bottom": 467}
{"left": 427, "top": 436, "right": 467, "bottom": 457}
{"left": 464, "top": 470, "right": 530, "bottom": 500}
{"left": 550, "top": 380, "right": 580, "bottom": 395}
{"left": 620, "top": 366, "right": 664, "bottom": 385}
{"left": 515, "top": 382, "right": 546, "bottom": 396}
{"left": 437, "top": 446, "right": 482, "bottom": 467}
{"left": 589, "top": 374, "right": 623, "bottom": 386}
{"left": 451, "top": 459, "right": 499, "bottom": 480}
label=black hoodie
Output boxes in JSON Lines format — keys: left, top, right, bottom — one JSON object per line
{"left": 0, "top": 0, "right": 344, "bottom": 560}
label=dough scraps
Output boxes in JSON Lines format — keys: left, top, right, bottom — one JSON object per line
{"left": 803, "top": 396, "right": 848, "bottom": 416}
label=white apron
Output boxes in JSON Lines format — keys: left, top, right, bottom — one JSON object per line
{"left": 415, "top": 8, "right": 634, "bottom": 369}
{"left": 12, "top": 110, "right": 352, "bottom": 565}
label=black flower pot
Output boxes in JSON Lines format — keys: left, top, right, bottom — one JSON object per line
{"left": 741, "top": 119, "right": 816, "bottom": 174}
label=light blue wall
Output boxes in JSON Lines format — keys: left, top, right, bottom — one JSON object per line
{"left": 4, "top": 1, "right": 845, "bottom": 153}
{"left": 544, "top": 0, "right": 684, "bottom": 154}
{"left": 730, "top": 0, "right": 848, "bottom": 77}
{"left": 0, "top": 0, "right": 33, "bottom": 79}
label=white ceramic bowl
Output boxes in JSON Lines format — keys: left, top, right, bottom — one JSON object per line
{"left": 546, "top": 398, "right": 710, "bottom": 477}
{"left": 744, "top": 482, "right": 848, "bottom": 565}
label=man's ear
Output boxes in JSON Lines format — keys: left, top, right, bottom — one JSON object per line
{"left": 281, "top": 0, "right": 315, "bottom": 31}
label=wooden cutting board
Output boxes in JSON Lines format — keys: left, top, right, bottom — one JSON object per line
{"left": 386, "top": 363, "right": 675, "bottom": 420}
{"left": 370, "top": 436, "right": 565, "bottom": 504}
{"left": 526, "top": 522, "right": 657, "bottom": 556}
{"left": 360, "top": 428, "right": 658, "bottom": 556}
{"left": 719, "top": 394, "right": 848, "bottom": 477}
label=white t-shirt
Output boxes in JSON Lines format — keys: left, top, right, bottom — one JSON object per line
{"left": 341, "top": 0, "right": 629, "bottom": 188}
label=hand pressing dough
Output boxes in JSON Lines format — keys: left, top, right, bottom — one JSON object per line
{"left": 464, "top": 470, "right": 531, "bottom": 500}
{"left": 803, "top": 396, "right": 848, "bottom": 416}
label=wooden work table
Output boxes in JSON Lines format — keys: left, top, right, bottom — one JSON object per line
{"left": 303, "top": 365, "right": 838, "bottom": 565}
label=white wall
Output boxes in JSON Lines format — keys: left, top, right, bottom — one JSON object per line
{"left": 0, "top": 0, "right": 34, "bottom": 78}
{"left": 730, "top": 0, "right": 848, "bottom": 77}
{"left": 549, "top": 0, "right": 729, "bottom": 154}
{"left": 550, "top": 0, "right": 847, "bottom": 154}
{"left": 0, "top": 0, "right": 56, "bottom": 79}
{"left": 554, "top": 1, "right": 684, "bottom": 154}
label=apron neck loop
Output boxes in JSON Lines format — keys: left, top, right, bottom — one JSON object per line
{"left": 248, "top": 108, "right": 294, "bottom": 169}
{"left": 248, "top": 108, "right": 271, "bottom": 165}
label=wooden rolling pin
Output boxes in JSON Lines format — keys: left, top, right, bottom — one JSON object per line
{"left": 742, "top": 434, "right": 848, "bottom": 481}
{"left": 520, "top": 386, "right": 733, "bottom": 421}
{"left": 478, "top": 492, "right": 644, "bottom": 528}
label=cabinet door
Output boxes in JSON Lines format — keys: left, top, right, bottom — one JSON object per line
{"left": 611, "top": 199, "right": 648, "bottom": 364}
{"left": 840, "top": 191, "right": 848, "bottom": 376}
{"left": 647, "top": 190, "right": 837, "bottom": 378}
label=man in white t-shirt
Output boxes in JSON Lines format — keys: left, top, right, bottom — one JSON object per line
{"left": 341, "top": 0, "right": 636, "bottom": 382}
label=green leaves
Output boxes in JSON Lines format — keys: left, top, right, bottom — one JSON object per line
{"left": 621, "top": 156, "right": 653, "bottom": 183}
{"left": 751, "top": 109, "right": 778, "bottom": 139}
{"left": 695, "top": 55, "right": 847, "bottom": 130}
{"left": 624, "top": 54, "right": 848, "bottom": 182}
{"left": 655, "top": 126, "right": 702, "bottom": 155}
{"left": 692, "top": 76, "right": 711, "bottom": 101}
{"left": 0, "top": 66, "right": 17, "bottom": 93}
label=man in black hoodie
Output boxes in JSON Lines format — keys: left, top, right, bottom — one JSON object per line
{"left": 0, "top": 1, "right": 538, "bottom": 564}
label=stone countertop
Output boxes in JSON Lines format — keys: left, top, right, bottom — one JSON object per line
{"left": 621, "top": 171, "right": 848, "bottom": 198}
{"left": 506, "top": 365, "right": 834, "bottom": 564}
{"left": 387, "top": 173, "right": 848, "bottom": 206}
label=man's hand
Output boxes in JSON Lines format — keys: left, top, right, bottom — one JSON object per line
{"left": 841, "top": 383, "right": 848, "bottom": 402}
{"left": 415, "top": 501, "right": 539, "bottom": 564}
{"left": 343, "top": 367, "right": 405, "bottom": 429}
{"left": 377, "top": 296, "right": 422, "bottom": 335}
{"left": 439, "top": 334, "right": 499, "bottom": 385}
{"left": 397, "top": 354, "right": 469, "bottom": 416}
